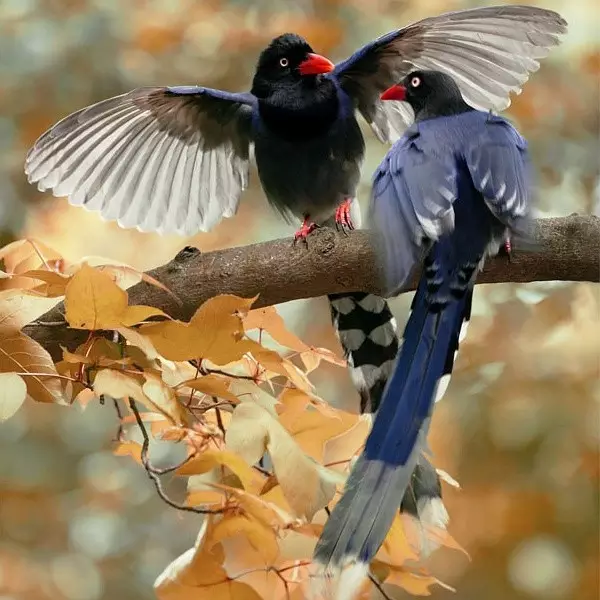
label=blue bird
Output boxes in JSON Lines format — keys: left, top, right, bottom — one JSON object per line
{"left": 313, "top": 70, "right": 532, "bottom": 593}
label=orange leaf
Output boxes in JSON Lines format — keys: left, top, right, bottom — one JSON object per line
{"left": 300, "top": 346, "right": 345, "bottom": 373}
{"left": 383, "top": 568, "right": 455, "bottom": 596}
{"left": 154, "top": 520, "right": 228, "bottom": 595}
{"left": 243, "top": 306, "right": 309, "bottom": 352}
{"left": 0, "top": 289, "right": 61, "bottom": 330}
{"left": 139, "top": 295, "right": 257, "bottom": 363}
{"left": 209, "top": 483, "right": 290, "bottom": 528}
{"left": 180, "top": 374, "right": 240, "bottom": 403}
{"left": 121, "top": 304, "right": 169, "bottom": 326}
{"left": 376, "top": 513, "right": 419, "bottom": 566}
{"left": 207, "top": 515, "right": 279, "bottom": 564}
{"left": 185, "top": 489, "right": 225, "bottom": 507}
{"left": 227, "top": 403, "right": 337, "bottom": 520}
{"left": 0, "top": 330, "right": 64, "bottom": 403}
{"left": 177, "top": 450, "right": 258, "bottom": 491}
{"left": 142, "top": 372, "right": 188, "bottom": 426}
{"left": 17, "top": 269, "right": 71, "bottom": 297}
{"left": 0, "top": 239, "right": 65, "bottom": 291}
{"left": 114, "top": 441, "right": 144, "bottom": 465}
{"left": 61, "top": 347, "right": 93, "bottom": 365}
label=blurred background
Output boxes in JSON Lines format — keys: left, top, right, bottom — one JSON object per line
{"left": 0, "top": 0, "right": 598, "bottom": 599}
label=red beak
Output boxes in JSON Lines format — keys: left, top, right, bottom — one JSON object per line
{"left": 380, "top": 84, "right": 407, "bottom": 102}
{"left": 298, "top": 53, "right": 335, "bottom": 76}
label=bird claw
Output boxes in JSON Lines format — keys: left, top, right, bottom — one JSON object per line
{"left": 293, "top": 219, "right": 318, "bottom": 245}
{"left": 499, "top": 236, "right": 512, "bottom": 263}
{"left": 335, "top": 198, "right": 355, "bottom": 235}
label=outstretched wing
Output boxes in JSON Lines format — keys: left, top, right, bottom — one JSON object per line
{"left": 466, "top": 115, "right": 531, "bottom": 230}
{"left": 25, "top": 87, "right": 255, "bottom": 235}
{"left": 332, "top": 5, "right": 566, "bottom": 142}
{"left": 369, "top": 130, "right": 458, "bottom": 293}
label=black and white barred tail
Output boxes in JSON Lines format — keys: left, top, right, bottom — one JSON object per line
{"left": 327, "top": 291, "right": 449, "bottom": 550}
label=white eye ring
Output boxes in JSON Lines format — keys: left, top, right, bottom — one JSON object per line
{"left": 411, "top": 76, "right": 421, "bottom": 87}
{"left": 279, "top": 57, "right": 289, "bottom": 67}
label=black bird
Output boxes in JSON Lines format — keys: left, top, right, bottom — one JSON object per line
{"left": 25, "top": 5, "right": 566, "bottom": 239}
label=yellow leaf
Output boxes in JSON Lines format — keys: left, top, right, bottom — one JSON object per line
{"left": 186, "top": 489, "right": 225, "bottom": 507}
{"left": 0, "top": 289, "right": 61, "bottom": 330}
{"left": 383, "top": 568, "right": 455, "bottom": 596}
{"left": 376, "top": 513, "right": 419, "bottom": 566}
{"left": 279, "top": 402, "right": 360, "bottom": 462}
{"left": 207, "top": 515, "right": 279, "bottom": 564}
{"left": 142, "top": 372, "right": 187, "bottom": 425}
{"left": 209, "top": 484, "right": 290, "bottom": 528}
{"left": 225, "top": 403, "right": 271, "bottom": 465}
{"left": 92, "top": 368, "right": 148, "bottom": 406}
{"left": 0, "top": 239, "right": 65, "bottom": 291}
{"left": 117, "top": 326, "right": 160, "bottom": 360}
{"left": 177, "top": 450, "right": 258, "bottom": 491}
{"left": 0, "top": 372, "right": 27, "bottom": 421}
{"left": 243, "top": 306, "right": 309, "bottom": 352}
{"left": 322, "top": 415, "right": 370, "bottom": 470}
{"left": 300, "top": 346, "right": 346, "bottom": 373}
{"left": 140, "top": 294, "right": 257, "bottom": 363}
{"left": 0, "top": 330, "right": 64, "bottom": 403}
{"left": 65, "top": 264, "right": 128, "bottom": 329}
{"left": 249, "top": 344, "right": 313, "bottom": 393}
{"left": 114, "top": 441, "right": 144, "bottom": 465}
{"left": 180, "top": 374, "right": 240, "bottom": 403}
{"left": 121, "top": 304, "right": 169, "bottom": 326}
{"left": 61, "top": 347, "right": 93, "bottom": 365}
{"left": 227, "top": 403, "right": 336, "bottom": 520}
{"left": 154, "top": 520, "right": 228, "bottom": 596}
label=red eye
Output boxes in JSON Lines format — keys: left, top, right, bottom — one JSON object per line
{"left": 411, "top": 76, "right": 421, "bottom": 87}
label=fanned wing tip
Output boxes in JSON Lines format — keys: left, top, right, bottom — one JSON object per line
{"left": 309, "top": 560, "right": 369, "bottom": 600}
{"left": 23, "top": 86, "right": 252, "bottom": 236}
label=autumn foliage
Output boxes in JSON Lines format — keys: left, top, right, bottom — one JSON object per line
{"left": 0, "top": 238, "right": 467, "bottom": 599}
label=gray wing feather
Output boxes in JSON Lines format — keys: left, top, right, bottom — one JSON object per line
{"left": 337, "top": 5, "right": 567, "bottom": 143}
{"left": 25, "top": 87, "right": 253, "bottom": 236}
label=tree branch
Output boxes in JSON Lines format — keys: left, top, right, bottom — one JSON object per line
{"left": 23, "top": 215, "right": 599, "bottom": 359}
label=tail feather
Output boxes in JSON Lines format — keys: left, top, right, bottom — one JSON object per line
{"left": 327, "top": 290, "right": 448, "bottom": 543}
{"left": 317, "top": 276, "right": 471, "bottom": 570}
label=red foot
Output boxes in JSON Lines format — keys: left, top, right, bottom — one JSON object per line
{"left": 294, "top": 217, "right": 318, "bottom": 243}
{"left": 335, "top": 198, "right": 355, "bottom": 233}
{"left": 502, "top": 235, "right": 512, "bottom": 263}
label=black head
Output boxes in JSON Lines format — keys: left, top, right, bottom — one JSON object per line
{"left": 251, "top": 33, "right": 335, "bottom": 99}
{"left": 380, "top": 70, "right": 472, "bottom": 121}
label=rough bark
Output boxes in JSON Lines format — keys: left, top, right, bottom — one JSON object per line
{"left": 22, "top": 214, "right": 600, "bottom": 359}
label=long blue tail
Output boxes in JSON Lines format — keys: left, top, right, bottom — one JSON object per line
{"left": 328, "top": 291, "right": 447, "bottom": 538}
{"left": 315, "top": 247, "right": 477, "bottom": 570}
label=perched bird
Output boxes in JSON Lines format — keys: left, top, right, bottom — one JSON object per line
{"left": 25, "top": 5, "right": 565, "bottom": 239}
{"left": 313, "top": 70, "right": 533, "bottom": 594}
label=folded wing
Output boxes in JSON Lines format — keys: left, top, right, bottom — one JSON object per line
{"left": 369, "top": 129, "right": 458, "bottom": 292}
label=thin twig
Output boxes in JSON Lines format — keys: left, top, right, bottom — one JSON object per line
{"left": 369, "top": 574, "right": 394, "bottom": 600}
{"left": 112, "top": 398, "right": 125, "bottom": 442}
{"left": 128, "top": 398, "right": 224, "bottom": 515}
